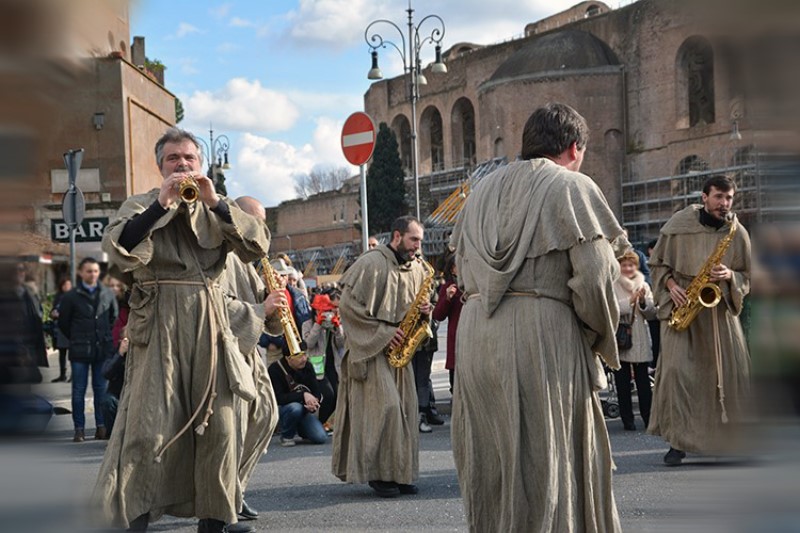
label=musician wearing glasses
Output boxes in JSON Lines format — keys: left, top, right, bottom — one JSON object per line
{"left": 94, "top": 128, "right": 270, "bottom": 533}
{"left": 648, "top": 175, "right": 751, "bottom": 466}
{"left": 332, "top": 216, "right": 431, "bottom": 499}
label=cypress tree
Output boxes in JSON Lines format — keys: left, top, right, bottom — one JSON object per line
{"left": 365, "top": 122, "right": 408, "bottom": 233}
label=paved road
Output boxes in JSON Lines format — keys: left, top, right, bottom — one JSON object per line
{"left": 5, "top": 328, "right": 799, "bottom": 532}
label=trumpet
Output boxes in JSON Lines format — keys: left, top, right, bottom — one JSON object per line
{"left": 179, "top": 176, "right": 199, "bottom": 203}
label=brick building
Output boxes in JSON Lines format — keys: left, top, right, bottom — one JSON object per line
{"left": 3, "top": 1, "right": 176, "bottom": 291}
{"left": 362, "top": 0, "right": 798, "bottom": 248}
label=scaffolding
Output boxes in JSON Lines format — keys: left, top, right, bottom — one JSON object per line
{"left": 621, "top": 149, "right": 799, "bottom": 247}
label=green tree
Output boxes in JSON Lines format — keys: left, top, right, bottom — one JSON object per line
{"left": 365, "top": 122, "right": 408, "bottom": 233}
{"left": 174, "top": 97, "right": 184, "bottom": 123}
{"left": 207, "top": 165, "right": 227, "bottom": 196}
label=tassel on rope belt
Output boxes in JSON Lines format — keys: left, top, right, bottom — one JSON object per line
{"left": 138, "top": 279, "right": 221, "bottom": 464}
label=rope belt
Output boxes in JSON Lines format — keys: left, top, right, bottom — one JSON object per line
{"left": 141, "top": 279, "right": 220, "bottom": 464}
{"left": 466, "top": 290, "right": 542, "bottom": 301}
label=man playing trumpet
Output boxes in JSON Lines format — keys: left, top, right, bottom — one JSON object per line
{"left": 648, "top": 175, "right": 752, "bottom": 466}
{"left": 94, "top": 128, "right": 270, "bottom": 533}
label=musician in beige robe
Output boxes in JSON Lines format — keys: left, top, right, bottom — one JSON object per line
{"left": 648, "top": 175, "right": 751, "bottom": 465}
{"left": 451, "top": 103, "right": 624, "bottom": 533}
{"left": 332, "top": 216, "right": 429, "bottom": 498}
{"left": 219, "top": 196, "right": 285, "bottom": 521}
{"left": 93, "top": 128, "right": 269, "bottom": 533}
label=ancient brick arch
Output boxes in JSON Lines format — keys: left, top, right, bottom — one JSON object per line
{"left": 451, "top": 97, "right": 476, "bottom": 168}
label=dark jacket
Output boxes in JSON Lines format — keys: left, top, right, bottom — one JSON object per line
{"left": 102, "top": 351, "right": 126, "bottom": 398}
{"left": 58, "top": 283, "right": 118, "bottom": 363}
{"left": 268, "top": 357, "right": 322, "bottom": 409}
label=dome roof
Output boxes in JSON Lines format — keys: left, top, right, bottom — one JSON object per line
{"left": 490, "top": 30, "right": 619, "bottom": 83}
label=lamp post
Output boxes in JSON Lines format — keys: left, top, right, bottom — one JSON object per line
{"left": 196, "top": 124, "right": 231, "bottom": 190}
{"left": 285, "top": 235, "right": 292, "bottom": 253}
{"left": 365, "top": 0, "right": 447, "bottom": 220}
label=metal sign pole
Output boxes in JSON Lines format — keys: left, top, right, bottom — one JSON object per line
{"left": 62, "top": 149, "right": 85, "bottom": 285}
{"left": 360, "top": 163, "right": 369, "bottom": 252}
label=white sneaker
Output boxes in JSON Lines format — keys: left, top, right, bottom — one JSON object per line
{"left": 419, "top": 413, "right": 432, "bottom": 433}
{"left": 280, "top": 437, "right": 296, "bottom": 447}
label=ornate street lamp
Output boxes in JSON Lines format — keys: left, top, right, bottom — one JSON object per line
{"left": 196, "top": 124, "right": 231, "bottom": 192}
{"left": 365, "top": 0, "right": 447, "bottom": 219}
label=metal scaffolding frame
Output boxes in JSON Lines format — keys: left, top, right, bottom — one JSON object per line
{"left": 621, "top": 149, "right": 799, "bottom": 247}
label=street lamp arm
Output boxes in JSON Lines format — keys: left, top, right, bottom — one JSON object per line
{"left": 195, "top": 137, "right": 210, "bottom": 168}
{"left": 365, "top": 19, "right": 408, "bottom": 67}
{"left": 415, "top": 14, "right": 446, "bottom": 45}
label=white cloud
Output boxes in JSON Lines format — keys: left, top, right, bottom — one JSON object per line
{"left": 286, "top": 90, "right": 363, "bottom": 118}
{"left": 285, "top": 0, "right": 383, "bottom": 49}
{"left": 225, "top": 118, "right": 357, "bottom": 207}
{"left": 226, "top": 133, "right": 316, "bottom": 207}
{"left": 166, "top": 22, "right": 201, "bottom": 40}
{"left": 229, "top": 16, "right": 257, "bottom": 28}
{"left": 310, "top": 116, "right": 358, "bottom": 172}
{"left": 284, "top": 0, "right": 581, "bottom": 52}
{"left": 182, "top": 78, "right": 300, "bottom": 134}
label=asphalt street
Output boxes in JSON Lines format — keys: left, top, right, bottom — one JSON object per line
{"left": 4, "top": 324, "right": 800, "bottom": 532}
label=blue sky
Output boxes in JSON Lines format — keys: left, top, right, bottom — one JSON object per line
{"left": 130, "top": 0, "right": 584, "bottom": 207}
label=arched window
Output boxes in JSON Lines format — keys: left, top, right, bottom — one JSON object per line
{"left": 419, "top": 106, "right": 444, "bottom": 173}
{"left": 451, "top": 97, "right": 476, "bottom": 168}
{"left": 494, "top": 137, "right": 505, "bottom": 159}
{"left": 585, "top": 4, "right": 601, "bottom": 17}
{"left": 676, "top": 36, "right": 715, "bottom": 128}
{"left": 677, "top": 155, "right": 709, "bottom": 174}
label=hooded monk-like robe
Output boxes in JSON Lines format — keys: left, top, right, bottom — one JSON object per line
{"left": 93, "top": 190, "right": 268, "bottom": 528}
{"left": 331, "top": 244, "right": 426, "bottom": 485}
{"left": 451, "top": 159, "right": 624, "bottom": 533}
{"left": 648, "top": 205, "right": 751, "bottom": 453}
{"left": 220, "top": 252, "right": 280, "bottom": 491}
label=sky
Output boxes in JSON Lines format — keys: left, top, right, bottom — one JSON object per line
{"left": 130, "top": 0, "right": 596, "bottom": 207}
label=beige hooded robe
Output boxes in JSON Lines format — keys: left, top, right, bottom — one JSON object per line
{"left": 451, "top": 159, "right": 624, "bottom": 533}
{"left": 648, "top": 205, "right": 751, "bottom": 454}
{"left": 331, "top": 244, "right": 426, "bottom": 485}
{"left": 219, "top": 253, "right": 280, "bottom": 490}
{"left": 93, "top": 190, "right": 269, "bottom": 528}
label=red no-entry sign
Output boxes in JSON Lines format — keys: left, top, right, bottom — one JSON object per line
{"left": 341, "top": 112, "right": 376, "bottom": 166}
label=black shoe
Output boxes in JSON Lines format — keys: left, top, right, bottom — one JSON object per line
{"left": 664, "top": 447, "right": 686, "bottom": 466}
{"left": 51, "top": 375, "right": 66, "bottom": 383}
{"left": 368, "top": 480, "right": 400, "bottom": 498}
{"left": 623, "top": 421, "right": 636, "bottom": 431}
{"left": 226, "top": 523, "right": 255, "bottom": 533}
{"left": 126, "top": 514, "right": 149, "bottom": 531}
{"left": 397, "top": 483, "right": 418, "bottom": 495}
{"left": 198, "top": 518, "right": 229, "bottom": 533}
{"left": 238, "top": 499, "right": 258, "bottom": 521}
{"left": 425, "top": 408, "right": 444, "bottom": 425}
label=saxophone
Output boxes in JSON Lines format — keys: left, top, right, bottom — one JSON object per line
{"left": 257, "top": 258, "right": 305, "bottom": 357}
{"left": 386, "top": 255, "right": 436, "bottom": 369}
{"left": 668, "top": 215, "right": 737, "bottom": 331}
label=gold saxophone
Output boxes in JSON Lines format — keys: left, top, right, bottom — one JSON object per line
{"left": 668, "top": 215, "right": 737, "bottom": 331}
{"left": 257, "top": 258, "right": 305, "bottom": 357}
{"left": 386, "top": 255, "right": 436, "bottom": 369}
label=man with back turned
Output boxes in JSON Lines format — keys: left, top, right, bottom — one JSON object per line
{"left": 451, "top": 103, "right": 624, "bottom": 532}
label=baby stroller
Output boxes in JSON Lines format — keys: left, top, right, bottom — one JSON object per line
{"left": 599, "top": 366, "right": 620, "bottom": 419}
